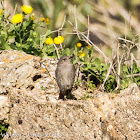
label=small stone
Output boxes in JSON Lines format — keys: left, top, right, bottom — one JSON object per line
{"left": 18, "top": 119, "right": 22, "bottom": 124}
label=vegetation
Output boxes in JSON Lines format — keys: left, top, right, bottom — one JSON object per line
{"left": 0, "top": 0, "right": 140, "bottom": 93}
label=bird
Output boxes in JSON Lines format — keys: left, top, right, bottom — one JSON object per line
{"left": 55, "top": 55, "right": 76, "bottom": 99}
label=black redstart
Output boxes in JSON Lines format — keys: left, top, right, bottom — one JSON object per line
{"left": 55, "top": 55, "right": 75, "bottom": 99}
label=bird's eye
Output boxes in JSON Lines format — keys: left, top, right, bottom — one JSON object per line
{"left": 63, "top": 58, "right": 66, "bottom": 61}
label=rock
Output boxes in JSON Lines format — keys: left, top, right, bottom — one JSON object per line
{"left": 0, "top": 95, "right": 9, "bottom": 123}
{"left": 0, "top": 50, "right": 140, "bottom": 140}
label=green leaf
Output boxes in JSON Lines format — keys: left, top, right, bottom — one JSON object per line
{"left": 120, "top": 78, "right": 132, "bottom": 89}
{"left": 122, "top": 65, "right": 129, "bottom": 75}
{"left": 93, "top": 58, "right": 101, "bottom": 67}
{"left": 45, "top": 30, "right": 51, "bottom": 37}
{"left": 63, "top": 48, "right": 70, "bottom": 55}
{"left": 0, "top": 31, "right": 7, "bottom": 39}
{"left": 88, "top": 47, "right": 94, "bottom": 58}
{"left": 15, "top": 42, "right": 21, "bottom": 48}
{"left": 43, "top": 44, "right": 55, "bottom": 54}
{"left": 133, "top": 63, "right": 138, "bottom": 74}
{"left": 22, "top": 19, "right": 33, "bottom": 31}
{"left": 73, "top": 59, "right": 77, "bottom": 65}
{"left": 22, "top": 44, "right": 29, "bottom": 49}
{"left": 105, "top": 75, "right": 117, "bottom": 92}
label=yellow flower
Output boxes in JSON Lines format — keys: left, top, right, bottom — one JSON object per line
{"left": 31, "top": 16, "right": 35, "bottom": 21}
{"left": 77, "top": 42, "right": 82, "bottom": 48}
{"left": 45, "top": 37, "right": 53, "bottom": 44}
{"left": 87, "top": 45, "right": 91, "bottom": 49}
{"left": 54, "top": 36, "right": 64, "bottom": 44}
{"left": 21, "top": 5, "right": 33, "bottom": 14}
{"left": 0, "top": 9, "right": 2, "bottom": 15}
{"left": 46, "top": 18, "right": 50, "bottom": 24}
{"left": 11, "top": 14, "right": 23, "bottom": 24}
{"left": 78, "top": 51, "right": 85, "bottom": 57}
{"left": 41, "top": 18, "right": 45, "bottom": 22}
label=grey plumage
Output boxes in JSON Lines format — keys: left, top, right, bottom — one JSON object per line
{"left": 55, "top": 56, "right": 75, "bottom": 99}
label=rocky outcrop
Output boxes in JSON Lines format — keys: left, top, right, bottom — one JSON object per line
{"left": 0, "top": 50, "right": 140, "bottom": 140}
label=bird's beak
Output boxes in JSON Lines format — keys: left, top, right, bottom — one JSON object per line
{"left": 70, "top": 56, "right": 73, "bottom": 59}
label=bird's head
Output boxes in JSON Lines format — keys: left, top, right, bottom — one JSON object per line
{"left": 58, "top": 55, "right": 72, "bottom": 65}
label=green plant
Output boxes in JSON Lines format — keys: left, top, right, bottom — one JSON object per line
{"left": 0, "top": 4, "right": 62, "bottom": 58}
{"left": 120, "top": 63, "right": 140, "bottom": 89}
{"left": 0, "top": 5, "right": 41, "bottom": 55}
{"left": 0, "top": 122, "right": 9, "bottom": 140}
{"left": 81, "top": 58, "right": 117, "bottom": 92}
